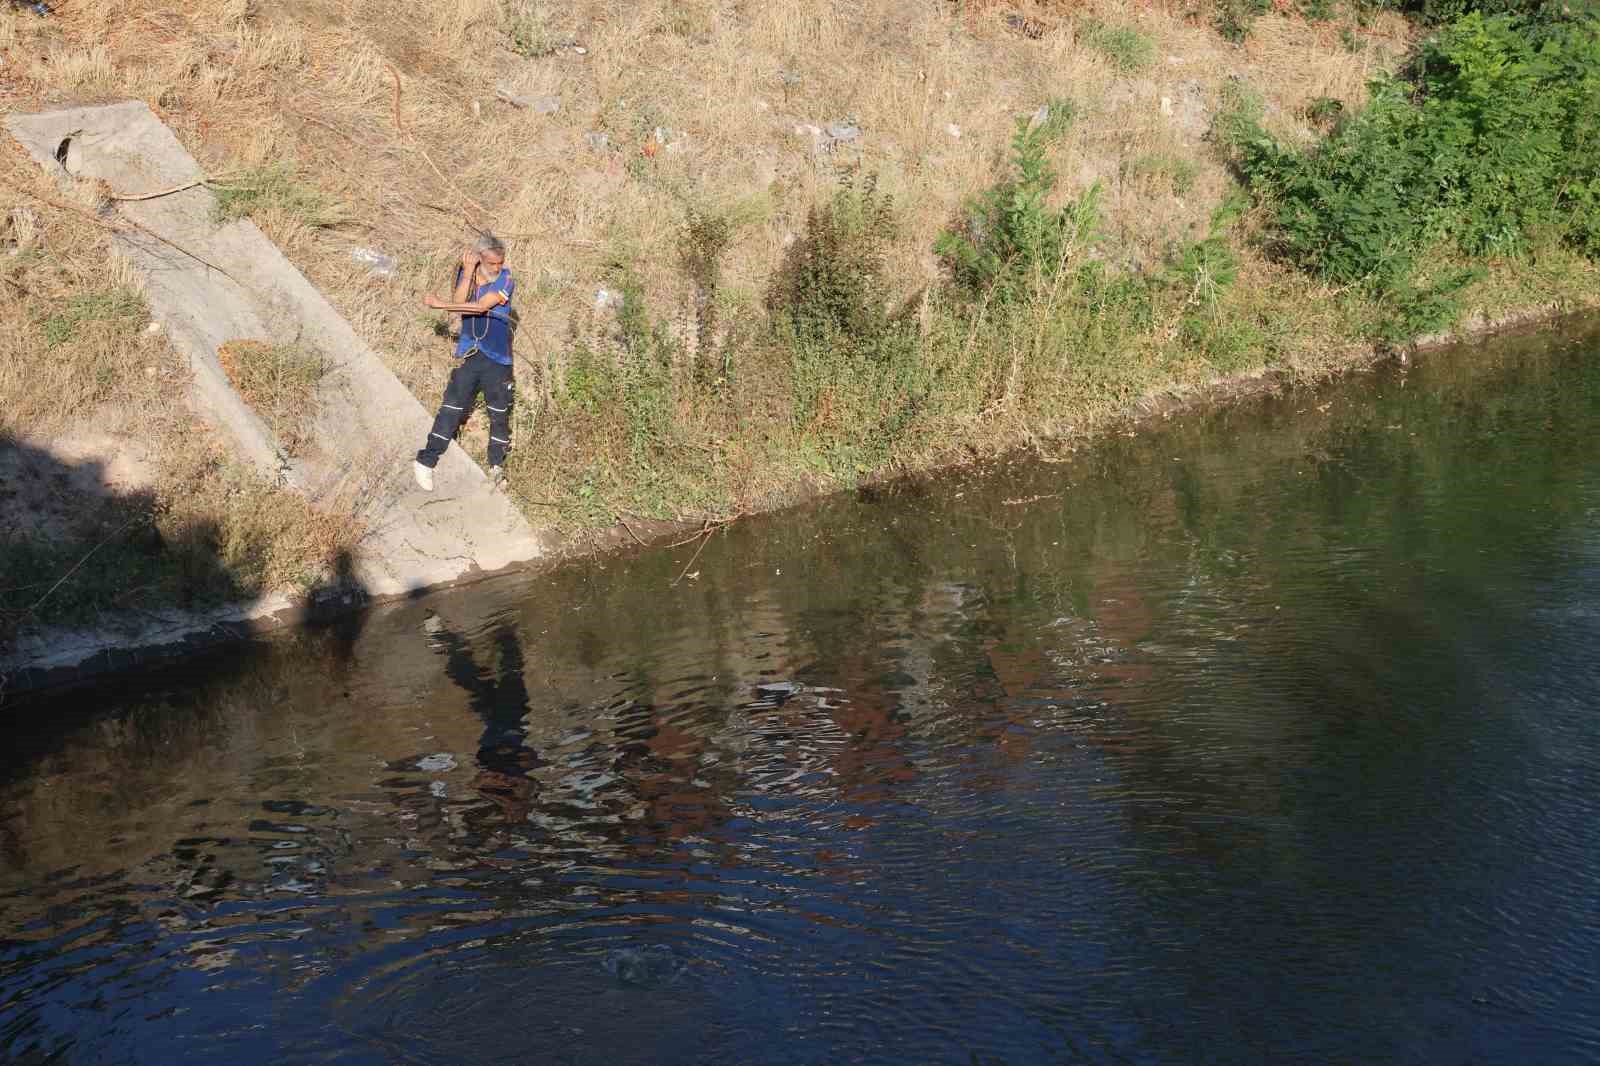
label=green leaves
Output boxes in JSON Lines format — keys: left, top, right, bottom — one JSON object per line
{"left": 936, "top": 119, "right": 1101, "bottom": 307}
{"left": 1229, "top": 10, "right": 1600, "bottom": 340}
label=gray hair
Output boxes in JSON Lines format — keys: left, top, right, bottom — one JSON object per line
{"left": 474, "top": 233, "right": 507, "bottom": 258}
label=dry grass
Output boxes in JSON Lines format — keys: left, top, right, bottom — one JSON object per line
{"left": 0, "top": 127, "right": 364, "bottom": 637}
{"left": 4, "top": 0, "right": 1563, "bottom": 543}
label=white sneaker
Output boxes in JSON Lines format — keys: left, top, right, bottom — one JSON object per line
{"left": 413, "top": 460, "right": 434, "bottom": 492}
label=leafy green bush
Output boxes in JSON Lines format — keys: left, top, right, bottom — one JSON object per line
{"left": 1225, "top": 11, "right": 1600, "bottom": 339}
{"left": 936, "top": 119, "right": 1101, "bottom": 306}
{"left": 768, "top": 175, "right": 900, "bottom": 355}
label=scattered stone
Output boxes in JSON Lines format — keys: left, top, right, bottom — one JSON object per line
{"left": 826, "top": 122, "right": 861, "bottom": 143}
{"left": 416, "top": 753, "right": 457, "bottom": 772}
{"left": 494, "top": 87, "right": 561, "bottom": 115}
{"left": 350, "top": 247, "right": 398, "bottom": 279}
{"left": 572, "top": 45, "right": 588, "bottom": 55}
{"left": 585, "top": 130, "right": 610, "bottom": 152}
{"left": 1004, "top": 12, "right": 1044, "bottom": 38}
{"left": 946, "top": 123, "right": 962, "bottom": 139}
{"left": 145, "top": 320, "right": 162, "bottom": 334}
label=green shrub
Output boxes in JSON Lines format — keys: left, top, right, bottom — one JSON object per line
{"left": 1225, "top": 11, "right": 1600, "bottom": 339}
{"left": 1303, "top": 95, "right": 1345, "bottom": 129}
{"left": 768, "top": 174, "right": 900, "bottom": 354}
{"left": 1079, "top": 19, "right": 1156, "bottom": 71}
{"left": 936, "top": 119, "right": 1102, "bottom": 306}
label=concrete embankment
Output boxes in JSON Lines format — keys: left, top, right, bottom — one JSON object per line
{"left": 4, "top": 102, "right": 546, "bottom": 692}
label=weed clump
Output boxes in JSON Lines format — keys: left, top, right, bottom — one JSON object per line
{"left": 1078, "top": 19, "right": 1156, "bottom": 71}
{"left": 211, "top": 164, "right": 345, "bottom": 228}
{"left": 217, "top": 340, "right": 328, "bottom": 455}
{"left": 936, "top": 120, "right": 1101, "bottom": 307}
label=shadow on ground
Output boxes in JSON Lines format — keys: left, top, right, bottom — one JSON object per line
{"left": 0, "top": 430, "right": 368, "bottom": 700}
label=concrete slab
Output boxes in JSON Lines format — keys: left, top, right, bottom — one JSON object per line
{"left": 6, "top": 102, "right": 546, "bottom": 599}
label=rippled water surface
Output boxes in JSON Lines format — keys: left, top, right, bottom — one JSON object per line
{"left": 5, "top": 325, "right": 1600, "bottom": 1064}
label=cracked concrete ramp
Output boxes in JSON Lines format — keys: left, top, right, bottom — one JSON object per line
{"left": 7, "top": 102, "right": 545, "bottom": 598}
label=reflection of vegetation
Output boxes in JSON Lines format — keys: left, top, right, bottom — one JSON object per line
{"left": 4, "top": 322, "right": 1597, "bottom": 1057}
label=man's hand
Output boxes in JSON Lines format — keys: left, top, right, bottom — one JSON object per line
{"left": 423, "top": 294, "right": 443, "bottom": 309}
{"left": 461, "top": 248, "right": 481, "bottom": 273}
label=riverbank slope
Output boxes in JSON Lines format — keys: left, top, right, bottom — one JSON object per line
{"left": 3, "top": 0, "right": 1598, "bottom": 671}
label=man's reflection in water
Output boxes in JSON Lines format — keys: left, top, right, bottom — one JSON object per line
{"left": 424, "top": 614, "right": 541, "bottom": 823}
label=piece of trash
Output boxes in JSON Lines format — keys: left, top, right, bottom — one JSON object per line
{"left": 826, "top": 122, "right": 861, "bottom": 142}
{"left": 533, "top": 95, "right": 561, "bottom": 115}
{"left": 1160, "top": 96, "right": 1173, "bottom": 116}
{"left": 9, "top": 0, "right": 52, "bottom": 15}
{"left": 585, "top": 130, "right": 610, "bottom": 151}
{"left": 145, "top": 321, "right": 162, "bottom": 334}
{"left": 792, "top": 123, "right": 822, "bottom": 138}
{"left": 1026, "top": 103, "right": 1050, "bottom": 134}
{"left": 572, "top": 45, "right": 588, "bottom": 55}
{"left": 945, "top": 123, "right": 962, "bottom": 138}
{"left": 350, "top": 247, "right": 397, "bottom": 279}
{"left": 595, "top": 287, "right": 614, "bottom": 310}
{"left": 416, "top": 753, "right": 457, "bottom": 772}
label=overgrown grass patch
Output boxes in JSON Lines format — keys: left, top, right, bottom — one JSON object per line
{"left": 40, "top": 287, "right": 144, "bottom": 349}
{"left": 1078, "top": 19, "right": 1156, "bottom": 71}
{"left": 211, "top": 164, "right": 345, "bottom": 228}
{"left": 217, "top": 340, "right": 328, "bottom": 455}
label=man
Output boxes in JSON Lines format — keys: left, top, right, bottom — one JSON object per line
{"left": 413, "top": 234, "right": 516, "bottom": 492}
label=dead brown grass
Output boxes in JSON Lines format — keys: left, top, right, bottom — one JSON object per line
{"left": 1, "top": 114, "right": 364, "bottom": 635}
{"left": 2, "top": 0, "right": 1432, "bottom": 541}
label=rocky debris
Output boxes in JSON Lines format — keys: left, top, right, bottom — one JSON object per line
{"left": 495, "top": 87, "right": 561, "bottom": 115}
{"left": 1164, "top": 80, "right": 1209, "bottom": 139}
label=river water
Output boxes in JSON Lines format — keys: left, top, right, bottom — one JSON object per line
{"left": 4, "top": 324, "right": 1599, "bottom": 1064}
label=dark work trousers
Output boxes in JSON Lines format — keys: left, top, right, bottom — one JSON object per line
{"left": 416, "top": 353, "right": 515, "bottom": 469}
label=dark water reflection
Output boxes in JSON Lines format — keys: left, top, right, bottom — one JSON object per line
{"left": 4, "top": 324, "right": 1600, "bottom": 1064}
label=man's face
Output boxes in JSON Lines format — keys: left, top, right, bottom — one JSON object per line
{"left": 479, "top": 253, "right": 504, "bottom": 276}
